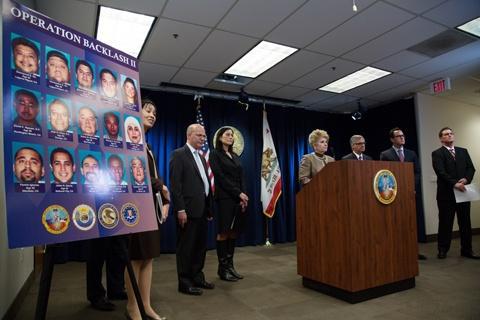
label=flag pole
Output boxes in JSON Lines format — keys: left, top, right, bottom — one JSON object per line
{"left": 264, "top": 216, "right": 272, "bottom": 247}
{"left": 263, "top": 102, "right": 273, "bottom": 247}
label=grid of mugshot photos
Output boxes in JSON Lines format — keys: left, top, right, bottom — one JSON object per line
{"left": 10, "top": 33, "right": 149, "bottom": 195}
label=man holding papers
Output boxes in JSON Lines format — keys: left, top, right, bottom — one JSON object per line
{"left": 432, "top": 127, "right": 478, "bottom": 260}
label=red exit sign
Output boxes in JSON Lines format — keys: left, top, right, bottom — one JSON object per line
{"left": 430, "top": 77, "right": 451, "bottom": 94}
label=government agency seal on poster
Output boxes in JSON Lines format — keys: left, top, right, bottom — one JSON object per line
{"left": 121, "top": 202, "right": 139, "bottom": 227}
{"left": 213, "top": 126, "right": 244, "bottom": 156}
{"left": 98, "top": 203, "right": 119, "bottom": 229}
{"left": 373, "top": 169, "right": 397, "bottom": 204}
{"left": 42, "top": 205, "right": 69, "bottom": 234}
{"left": 72, "top": 204, "right": 96, "bottom": 231}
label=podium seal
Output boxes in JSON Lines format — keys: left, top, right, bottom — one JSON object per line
{"left": 373, "top": 169, "right": 397, "bottom": 204}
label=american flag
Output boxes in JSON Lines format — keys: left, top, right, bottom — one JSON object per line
{"left": 195, "top": 104, "right": 215, "bottom": 192}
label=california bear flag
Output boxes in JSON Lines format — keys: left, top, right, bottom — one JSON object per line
{"left": 261, "top": 110, "right": 282, "bottom": 218}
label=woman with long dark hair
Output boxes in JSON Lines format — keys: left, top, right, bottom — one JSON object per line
{"left": 125, "top": 98, "right": 168, "bottom": 320}
{"left": 209, "top": 127, "right": 248, "bottom": 282}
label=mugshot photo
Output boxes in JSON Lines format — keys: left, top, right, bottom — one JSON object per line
{"left": 103, "top": 110, "right": 123, "bottom": 148}
{"left": 105, "top": 153, "right": 128, "bottom": 193}
{"left": 45, "top": 46, "right": 71, "bottom": 91}
{"left": 12, "top": 142, "right": 45, "bottom": 184}
{"left": 46, "top": 95, "right": 73, "bottom": 141}
{"left": 74, "top": 58, "right": 96, "bottom": 96}
{"left": 11, "top": 86, "right": 42, "bottom": 136}
{"left": 121, "top": 75, "right": 139, "bottom": 111}
{"left": 124, "top": 115, "right": 143, "bottom": 151}
{"left": 98, "top": 68, "right": 119, "bottom": 102}
{"left": 76, "top": 105, "right": 99, "bottom": 145}
{"left": 11, "top": 33, "right": 40, "bottom": 83}
{"left": 48, "top": 146, "right": 77, "bottom": 193}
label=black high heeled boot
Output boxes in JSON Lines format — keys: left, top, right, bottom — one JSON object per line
{"left": 216, "top": 240, "right": 237, "bottom": 282}
{"left": 227, "top": 238, "right": 243, "bottom": 279}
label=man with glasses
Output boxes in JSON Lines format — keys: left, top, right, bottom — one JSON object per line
{"left": 380, "top": 127, "right": 427, "bottom": 260}
{"left": 342, "top": 135, "right": 372, "bottom": 160}
{"left": 432, "top": 127, "right": 478, "bottom": 260}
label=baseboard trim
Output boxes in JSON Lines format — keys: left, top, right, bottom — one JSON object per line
{"left": 425, "top": 227, "right": 480, "bottom": 243}
{"left": 303, "top": 277, "right": 415, "bottom": 304}
{"left": 2, "top": 270, "right": 35, "bottom": 320}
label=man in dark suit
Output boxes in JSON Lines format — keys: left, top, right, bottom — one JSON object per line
{"left": 380, "top": 127, "right": 427, "bottom": 260}
{"left": 432, "top": 127, "right": 478, "bottom": 260}
{"left": 169, "top": 123, "right": 214, "bottom": 295}
{"left": 342, "top": 135, "right": 372, "bottom": 160}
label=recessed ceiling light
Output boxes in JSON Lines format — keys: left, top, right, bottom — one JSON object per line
{"left": 224, "top": 41, "right": 298, "bottom": 78}
{"left": 457, "top": 16, "right": 480, "bottom": 38}
{"left": 96, "top": 6, "right": 155, "bottom": 58}
{"left": 318, "top": 66, "right": 391, "bottom": 93}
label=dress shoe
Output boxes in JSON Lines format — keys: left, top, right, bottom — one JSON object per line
{"left": 90, "top": 297, "right": 115, "bottom": 311}
{"left": 108, "top": 291, "right": 128, "bottom": 300}
{"left": 461, "top": 250, "right": 480, "bottom": 259}
{"left": 437, "top": 251, "right": 447, "bottom": 259}
{"left": 195, "top": 280, "right": 215, "bottom": 289}
{"left": 179, "top": 286, "right": 203, "bottom": 296}
{"left": 418, "top": 254, "right": 427, "bottom": 260}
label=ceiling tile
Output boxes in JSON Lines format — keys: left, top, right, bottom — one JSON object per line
{"left": 162, "top": 0, "right": 236, "bottom": 27}
{"left": 99, "top": 0, "right": 166, "bottom": 15}
{"left": 244, "top": 80, "right": 283, "bottom": 96}
{"left": 343, "top": 17, "right": 447, "bottom": 65}
{"left": 346, "top": 74, "right": 415, "bottom": 97}
{"left": 265, "top": 0, "right": 376, "bottom": 48}
{"left": 384, "top": 0, "right": 447, "bottom": 14}
{"left": 140, "top": 18, "right": 211, "bottom": 66}
{"left": 36, "top": 0, "right": 97, "bottom": 36}
{"left": 291, "top": 58, "right": 364, "bottom": 89}
{"left": 400, "top": 41, "right": 480, "bottom": 79}
{"left": 422, "top": 0, "right": 480, "bottom": 28}
{"left": 367, "top": 80, "right": 428, "bottom": 102}
{"left": 309, "top": 94, "right": 358, "bottom": 112}
{"left": 308, "top": 2, "right": 414, "bottom": 56}
{"left": 185, "top": 30, "right": 258, "bottom": 73}
{"left": 373, "top": 50, "right": 430, "bottom": 72}
{"left": 296, "top": 90, "right": 336, "bottom": 106}
{"left": 217, "top": 0, "right": 304, "bottom": 38}
{"left": 139, "top": 62, "right": 178, "bottom": 86}
{"left": 258, "top": 50, "right": 333, "bottom": 84}
{"left": 268, "top": 86, "right": 311, "bottom": 100}
{"left": 171, "top": 68, "right": 217, "bottom": 87}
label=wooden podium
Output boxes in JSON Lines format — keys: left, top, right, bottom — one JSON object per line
{"left": 296, "top": 160, "right": 419, "bottom": 303}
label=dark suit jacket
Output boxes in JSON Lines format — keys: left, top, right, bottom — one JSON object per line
{"left": 380, "top": 147, "right": 421, "bottom": 188}
{"left": 169, "top": 145, "right": 213, "bottom": 218}
{"left": 209, "top": 149, "right": 246, "bottom": 201}
{"left": 341, "top": 153, "right": 372, "bottom": 160}
{"left": 431, "top": 146, "right": 475, "bottom": 202}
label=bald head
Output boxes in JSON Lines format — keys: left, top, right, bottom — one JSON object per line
{"left": 186, "top": 124, "right": 206, "bottom": 150}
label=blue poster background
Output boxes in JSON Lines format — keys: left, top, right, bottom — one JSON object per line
{"left": 3, "top": 0, "right": 157, "bottom": 248}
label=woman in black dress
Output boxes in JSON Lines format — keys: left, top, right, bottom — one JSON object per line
{"left": 209, "top": 127, "right": 249, "bottom": 281}
{"left": 126, "top": 99, "right": 169, "bottom": 320}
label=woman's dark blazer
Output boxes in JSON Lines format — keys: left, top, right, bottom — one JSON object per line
{"left": 209, "top": 149, "right": 246, "bottom": 201}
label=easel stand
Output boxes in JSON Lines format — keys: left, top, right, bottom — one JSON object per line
{"left": 34, "top": 243, "right": 149, "bottom": 320}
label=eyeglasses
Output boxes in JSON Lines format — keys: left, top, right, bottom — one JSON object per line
{"left": 354, "top": 142, "right": 365, "bottom": 145}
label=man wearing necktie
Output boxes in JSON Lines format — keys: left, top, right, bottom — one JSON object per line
{"left": 341, "top": 135, "right": 372, "bottom": 160}
{"left": 170, "top": 124, "right": 215, "bottom": 295}
{"left": 432, "top": 127, "right": 478, "bottom": 259}
{"left": 380, "top": 127, "right": 427, "bottom": 259}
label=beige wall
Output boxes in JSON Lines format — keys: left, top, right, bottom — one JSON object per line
{"left": 415, "top": 92, "right": 480, "bottom": 236}
{"left": 0, "top": 0, "right": 35, "bottom": 317}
